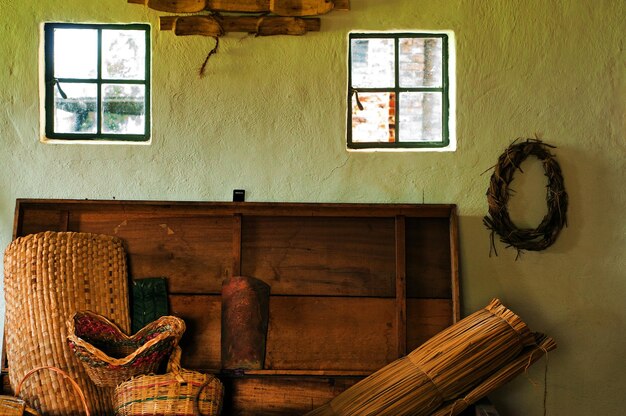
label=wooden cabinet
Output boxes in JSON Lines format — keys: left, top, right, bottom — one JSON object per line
{"left": 12, "top": 199, "right": 460, "bottom": 415}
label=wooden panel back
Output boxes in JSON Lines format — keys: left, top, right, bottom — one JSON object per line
{"left": 406, "top": 217, "right": 453, "bottom": 298}
{"left": 10, "top": 199, "right": 460, "bottom": 415}
{"left": 68, "top": 211, "right": 233, "bottom": 293}
{"left": 241, "top": 216, "right": 395, "bottom": 296}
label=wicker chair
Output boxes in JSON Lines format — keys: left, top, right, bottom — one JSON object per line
{"left": 4, "top": 231, "right": 131, "bottom": 415}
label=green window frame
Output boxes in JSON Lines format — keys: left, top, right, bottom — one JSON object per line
{"left": 44, "top": 22, "right": 151, "bottom": 142}
{"left": 347, "top": 32, "right": 451, "bottom": 150}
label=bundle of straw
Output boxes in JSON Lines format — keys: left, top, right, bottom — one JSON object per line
{"left": 431, "top": 333, "right": 556, "bottom": 416}
{"left": 305, "top": 299, "right": 552, "bottom": 416}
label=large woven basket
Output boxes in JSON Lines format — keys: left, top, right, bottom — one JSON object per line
{"left": 3, "top": 231, "right": 131, "bottom": 415}
{"left": 113, "top": 347, "right": 224, "bottom": 416}
{"left": 67, "top": 311, "right": 186, "bottom": 387}
{"left": 0, "top": 366, "right": 91, "bottom": 416}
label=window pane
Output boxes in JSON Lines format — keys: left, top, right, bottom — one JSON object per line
{"left": 351, "top": 92, "right": 395, "bottom": 143}
{"left": 54, "top": 83, "right": 97, "bottom": 133}
{"left": 399, "top": 92, "right": 442, "bottom": 142}
{"left": 102, "top": 84, "right": 146, "bottom": 134}
{"left": 102, "top": 30, "right": 146, "bottom": 80}
{"left": 54, "top": 29, "right": 98, "bottom": 79}
{"left": 399, "top": 37, "right": 443, "bottom": 88}
{"left": 351, "top": 38, "right": 395, "bottom": 88}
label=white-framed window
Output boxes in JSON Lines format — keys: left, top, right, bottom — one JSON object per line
{"left": 43, "top": 23, "right": 151, "bottom": 143}
{"left": 347, "top": 31, "right": 455, "bottom": 151}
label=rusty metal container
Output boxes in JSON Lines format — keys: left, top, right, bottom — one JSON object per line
{"left": 221, "top": 275, "right": 270, "bottom": 370}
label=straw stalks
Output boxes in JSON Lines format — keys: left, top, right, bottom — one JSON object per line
{"left": 305, "top": 299, "right": 555, "bottom": 416}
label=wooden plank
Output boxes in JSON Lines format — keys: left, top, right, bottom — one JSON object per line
{"left": 450, "top": 205, "right": 461, "bottom": 322}
{"left": 232, "top": 214, "right": 242, "bottom": 276}
{"left": 209, "top": 0, "right": 269, "bottom": 12}
{"left": 14, "top": 208, "right": 66, "bottom": 238}
{"left": 69, "top": 212, "right": 233, "bottom": 294}
{"left": 128, "top": 0, "right": 205, "bottom": 12}
{"left": 169, "top": 294, "right": 221, "bottom": 370}
{"left": 406, "top": 298, "right": 454, "bottom": 351}
{"left": 265, "top": 296, "right": 396, "bottom": 372}
{"left": 164, "top": 15, "right": 320, "bottom": 37}
{"left": 241, "top": 216, "right": 396, "bottom": 297}
{"left": 243, "top": 369, "right": 371, "bottom": 376}
{"left": 130, "top": 0, "right": 349, "bottom": 14}
{"left": 395, "top": 215, "right": 407, "bottom": 358}
{"left": 221, "top": 375, "right": 359, "bottom": 415}
{"left": 406, "top": 217, "right": 453, "bottom": 298}
{"left": 14, "top": 199, "right": 455, "bottom": 219}
{"left": 270, "top": 0, "right": 333, "bottom": 16}
{"left": 166, "top": 296, "right": 453, "bottom": 373}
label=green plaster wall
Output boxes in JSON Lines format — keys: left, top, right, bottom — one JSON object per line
{"left": 1, "top": 0, "right": 624, "bottom": 414}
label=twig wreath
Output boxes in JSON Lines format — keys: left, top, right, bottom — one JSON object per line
{"left": 483, "top": 138, "right": 568, "bottom": 256}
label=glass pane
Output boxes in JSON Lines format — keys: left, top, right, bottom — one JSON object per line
{"left": 102, "top": 29, "right": 146, "bottom": 80}
{"left": 102, "top": 84, "right": 145, "bottom": 134}
{"left": 399, "top": 37, "right": 443, "bottom": 88}
{"left": 399, "top": 92, "right": 442, "bottom": 142}
{"left": 54, "top": 83, "right": 97, "bottom": 133}
{"left": 54, "top": 29, "right": 98, "bottom": 79}
{"left": 351, "top": 38, "right": 395, "bottom": 88}
{"left": 351, "top": 92, "right": 395, "bottom": 143}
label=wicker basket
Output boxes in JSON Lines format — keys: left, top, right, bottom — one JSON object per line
{"left": 0, "top": 366, "right": 90, "bottom": 416}
{"left": 114, "top": 347, "right": 224, "bottom": 416}
{"left": 3, "top": 231, "right": 131, "bottom": 415}
{"left": 67, "top": 311, "right": 186, "bottom": 388}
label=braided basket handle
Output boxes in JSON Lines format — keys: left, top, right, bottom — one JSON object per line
{"left": 193, "top": 380, "right": 211, "bottom": 416}
{"left": 166, "top": 346, "right": 187, "bottom": 383}
{"left": 166, "top": 347, "right": 212, "bottom": 416}
{"left": 15, "top": 366, "right": 90, "bottom": 416}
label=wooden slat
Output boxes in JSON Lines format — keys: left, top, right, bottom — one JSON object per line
{"left": 128, "top": 0, "right": 205, "bottom": 12}
{"left": 221, "top": 375, "right": 359, "bottom": 415}
{"left": 406, "top": 217, "right": 453, "bottom": 298}
{"left": 395, "top": 215, "right": 407, "bottom": 358}
{"left": 243, "top": 369, "right": 371, "bottom": 376}
{"left": 13, "top": 199, "right": 455, "bottom": 219}
{"left": 169, "top": 294, "right": 221, "bottom": 369}
{"left": 450, "top": 205, "right": 461, "bottom": 322}
{"left": 265, "top": 296, "right": 397, "bottom": 372}
{"left": 241, "top": 216, "right": 396, "bottom": 296}
{"left": 406, "top": 298, "right": 454, "bottom": 351}
{"left": 209, "top": 0, "right": 269, "bottom": 12}
{"left": 14, "top": 208, "right": 66, "bottom": 238}
{"left": 232, "top": 214, "right": 242, "bottom": 276}
{"left": 163, "top": 296, "right": 453, "bottom": 373}
{"left": 163, "top": 15, "right": 320, "bottom": 37}
{"left": 130, "top": 0, "right": 350, "bottom": 14}
{"left": 270, "top": 0, "right": 333, "bottom": 16}
{"left": 69, "top": 212, "right": 233, "bottom": 294}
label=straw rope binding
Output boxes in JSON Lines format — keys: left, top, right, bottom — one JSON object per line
{"left": 483, "top": 138, "right": 568, "bottom": 255}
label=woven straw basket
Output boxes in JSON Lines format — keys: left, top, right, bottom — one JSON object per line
{"left": 67, "top": 311, "right": 186, "bottom": 388}
{"left": 3, "top": 231, "right": 131, "bottom": 415}
{"left": 114, "top": 347, "right": 224, "bottom": 416}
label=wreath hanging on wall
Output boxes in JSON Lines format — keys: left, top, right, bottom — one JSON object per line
{"left": 483, "top": 138, "right": 568, "bottom": 256}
